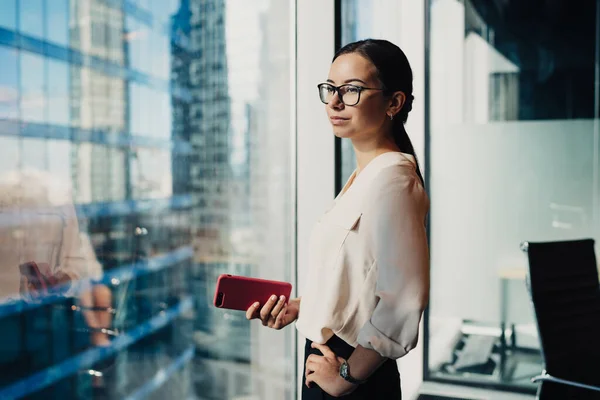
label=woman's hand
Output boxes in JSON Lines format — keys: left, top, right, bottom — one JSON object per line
{"left": 19, "top": 268, "right": 72, "bottom": 301}
{"left": 246, "top": 296, "right": 300, "bottom": 330}
{"left": 305, "top": 343, "right": 358, "bottom": 397}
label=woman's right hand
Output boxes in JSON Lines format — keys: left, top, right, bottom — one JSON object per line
{"left": 246, "top": 295, "right": 300, "bottom": 330}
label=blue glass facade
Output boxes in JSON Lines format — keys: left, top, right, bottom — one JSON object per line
{"left": 0, "top": 0, "right": 296, "bottom": 398}
{"left": 0, "top": 0, "right": 199, "bottom": 398}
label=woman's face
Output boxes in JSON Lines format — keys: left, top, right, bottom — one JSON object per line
{"left": 324, "top": 53, "right": 389, "bottom": 140}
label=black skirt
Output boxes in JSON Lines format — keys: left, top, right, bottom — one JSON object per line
{"left": 302, "top": 336, "right": 402, "bottom": 400}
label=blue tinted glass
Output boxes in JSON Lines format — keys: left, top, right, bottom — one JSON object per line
{"left": 129, "top": 82, "right": 143, "bottom": 134}
{"left": 0, "top": 0, "right": 17, "bottom": 30}
{"left": 47, "top": 140, "right": 71, "bottom": 184}
{"left": 125, "top": 16, "right": 140, "bottom": 70}
{"left": 151, "top": 29, "right": 170, "bottom": 79}
{"left": 19, "top": 0, "right": 44, "bottom": 39}
{"left": 45, "top": 0, "right": 69, "bottom": 46}
{"left": 0, "top": 46, "right": 19, "bottom": 120}
{"left": 136, "top": 0, "right": 150, "bottom": 10}
{"left": 47, "top": 59, "right": 69, "bottom": 126}
{"left": 20, "top": 51, "right": 46, "bottom": 123}
{"left": 21, "top": 137, "right": 47, "bottom": 170}
{"left": 0, "top": 137, "right": 19, "bottom": 171}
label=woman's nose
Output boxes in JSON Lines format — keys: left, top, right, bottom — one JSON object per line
{"left": 328, "top": 92, "right": 344, "bottom": 110}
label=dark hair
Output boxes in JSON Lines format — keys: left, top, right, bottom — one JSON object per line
{"left": 333, "top": 39, "right": 424, "bottom": 185}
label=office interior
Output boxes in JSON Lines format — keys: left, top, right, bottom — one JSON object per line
{"left": 0, "top": 0, "right": 598, "bottom": 399}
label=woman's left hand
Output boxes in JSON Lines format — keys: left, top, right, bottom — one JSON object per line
{"left": 305, "top": 342, "right": 358, "bottom": 397}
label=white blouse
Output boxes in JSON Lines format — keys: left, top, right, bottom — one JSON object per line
{"left": 295, "top": 151, "right": 430, "bottom": 359}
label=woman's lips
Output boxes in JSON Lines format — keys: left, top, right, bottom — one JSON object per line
{"left": 329, "top": 116, "right": 349, "bottom": 125}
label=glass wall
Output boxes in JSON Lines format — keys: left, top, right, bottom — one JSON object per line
{"left": 426, "top": 0, "right": 599, "bottom": 393}
{"left": 0, "top": 0, "right": 294, "bottom": 399}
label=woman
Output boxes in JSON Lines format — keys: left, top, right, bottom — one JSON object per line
{"left": 246, "top": 39, "right": 429, "bottom": 399}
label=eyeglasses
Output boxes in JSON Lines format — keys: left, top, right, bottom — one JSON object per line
{"left": 317, "top": 83, "right": 385, "bottom": 106}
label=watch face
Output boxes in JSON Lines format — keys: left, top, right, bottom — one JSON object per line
{"left": 340, "top": 362, "right": 349, "bottom": 378}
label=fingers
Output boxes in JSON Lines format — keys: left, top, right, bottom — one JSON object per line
{"left": 246, "top": 302, "right": 260, "bottom": 320}
{"left": 306, "top": 354, "right": 320, "bottom": 364}
{"left": 311, "top": 342, "right": 336, "bottom": 359}
{"left": 305, "top": 362, "right": 316, "bottom": 379}
{"left": 259, "top": 295, "right": 279, "bottom": 326}
{"left": 305, "top": 359, "right": 319, "bottom": 373}
{"left": 306, "top": 372, "right": 317, "bottom": 388}
{"left": 270, "top": 295, "right": 286, "bottom": 319}
{"left": 247, "top": 295, "right": 288, "bottom": 329}
{"left": 272, "top": 304, "right": 288, "bottom": 330}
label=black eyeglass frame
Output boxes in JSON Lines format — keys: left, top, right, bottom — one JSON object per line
{"left": 317, "top": 82, "right": 386, "bottom": 106}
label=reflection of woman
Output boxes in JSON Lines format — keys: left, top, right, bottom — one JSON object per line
{"left": 247, "top": 40, "right": 429, "bottom": 398}
{"left": 0, "top": 169, "right": 113, "bottom": 347}
{"left": 0, "top": 169, "right": 87, "bottom": 300}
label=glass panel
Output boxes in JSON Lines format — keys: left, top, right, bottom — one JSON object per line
{"left": 47, "top": 59, "right": 70, "bottom": 126}
{"left": 21, "top": 137, "right": 47, "bottom": 170}
{"left": 47, "top": 139, "right": 72, "bottom": 185}
{"left": 0, "top": 1, "right": 295, "bottom": 399}
{"left": 45, "top": 0, "right": 69, "bottom": 46}
{"left": 19, "top": 0, "right": 44, "bottom": 39}
{"left": 125, "top": 16, "right": 152, "bottom": 75}
{"left": 130, "top": 148, "right": 172, "bottom": 199}
{"left": 20, "top": 51, "right": 46, "bottom": 123}
{"left": 0, "top": 46, "right": 19, "bottom": 120}
{"left": 0, "top": 0, "right": 16, "bottom": 30}
{"left": 426, "top": 0, "right": 599, "bottom": 393}
{"left": 0, "top": 137, "right": 19, "bottom": 171}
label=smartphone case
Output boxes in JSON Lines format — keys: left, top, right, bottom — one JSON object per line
{"left": 213, "top": 274, "right": 292, "bottom": 311}
{"left": 18, "top": 261, "right": 57, "bottom": 291}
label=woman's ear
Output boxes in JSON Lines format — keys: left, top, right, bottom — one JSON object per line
{"left": 388, "top": 91, "right": 406, "bottom": 118}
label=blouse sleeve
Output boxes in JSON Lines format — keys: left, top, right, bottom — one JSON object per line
{"left": 356, "top": 165, "right": 430, "bottom": 359}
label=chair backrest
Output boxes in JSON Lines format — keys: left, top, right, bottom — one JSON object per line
{"left": 526, "top": 239, "right": 600, "bottom": 388}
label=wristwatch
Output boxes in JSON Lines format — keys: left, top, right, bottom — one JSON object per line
{"left": 339, "top": 361, "right": 367, "bottom": 385}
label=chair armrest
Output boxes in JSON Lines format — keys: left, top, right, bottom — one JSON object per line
{"left": 532, "top": 371, "right": 600, "bottom": 392}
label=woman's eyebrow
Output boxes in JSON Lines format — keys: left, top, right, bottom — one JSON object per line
{"left": 326, "top": 78, "right": 368, "bottom": 85}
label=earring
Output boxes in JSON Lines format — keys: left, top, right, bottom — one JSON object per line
{"left": 388, "top": 113, "right": 394, "bottom": 121}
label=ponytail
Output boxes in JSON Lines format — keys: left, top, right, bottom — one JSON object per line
{"left": 391, "top": 95, "right": 424, "bottom": 186}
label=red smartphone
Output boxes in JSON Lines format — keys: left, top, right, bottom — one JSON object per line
{"left": 213, "top": 274, "right": 292, "bottom": 311}
{"left": 19, "top": 262, "right": 57, "bottom": 292}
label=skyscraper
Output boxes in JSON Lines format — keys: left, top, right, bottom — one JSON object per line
{"left": 188, "top": 0, "right": 232, "bottom": 259}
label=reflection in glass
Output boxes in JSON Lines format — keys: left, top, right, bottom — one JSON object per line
{"left": 47, "top": 59, "right": 70, "bottom": 126}
{"left": 21, "top": 138, "right": 47, "bottom": 171}
{"left": 0, "top": 0, "right": 16, "bottom": 30}
{"left": 46, "top": 0, "right": 69, "bottom": 46}
{"left": 47, "top": 140, "right": 72, "bottom": 186}
{"left": 0, "top": 137, "right": 19, "bottom": 171}
{"left": 20, "top": 51, "right": 46, "bottom": 123}
{"left": 0, "top": 0, "right": 294, "bottom": 398}
{"left": 19, "top": 0, "right": 44, "bottom": 39}
{"left": 0, "top": 46, "right": 19, "bottom": 120}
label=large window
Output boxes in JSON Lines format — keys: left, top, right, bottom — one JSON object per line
{"left": 425, "top": 0, "right": 600, "bottom": 393}
{"left": 0, "top": 1, "right": 295, "bottom": 399}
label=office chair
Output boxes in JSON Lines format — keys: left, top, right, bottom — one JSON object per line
{"left": 522, "top": 239, "right": 600, "bottom": 399}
